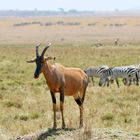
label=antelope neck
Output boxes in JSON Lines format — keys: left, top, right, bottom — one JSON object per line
{"left": 42, "top": 61, "right": 54, "bottom": 79}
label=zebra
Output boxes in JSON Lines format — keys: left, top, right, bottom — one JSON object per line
{"left": 84, "top": 65, "right": 109, "bottom": 86}
{"left": 122, "top": 64, "right": 140, "bottom": 85}
{"left": 99, "top": 67, "right": 139, "bottom": 88}
{"left": 128, "top": 64, "right": 140, "bottom": 69}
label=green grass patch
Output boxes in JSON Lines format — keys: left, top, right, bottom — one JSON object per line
{"left": 101, "top": 113, "right": 114, "bottom": 121}
{"left": 19, "top": 114, "right": 29, "bottom": 121}
{"left": 30, "top": 112, "right": 40, "bottom": 120}
{"left": 3, "top": 100, "right": 22, "bottom": 108}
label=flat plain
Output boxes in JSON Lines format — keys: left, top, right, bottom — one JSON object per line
{"left": 0, "top": 16, "right": 140, "bottom": 139}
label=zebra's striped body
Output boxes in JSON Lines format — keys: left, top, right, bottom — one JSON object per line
{"left": 84, "top": 65, "right": 109, "bottom": 86}
{"left": 128, "top": 64, "right": 140, "bottom": 69}
{"left": 122, "top": 64, "right": 140, "bottom": 84}
{"left": 99, "top": 67, "right": 139, "bottom": 87}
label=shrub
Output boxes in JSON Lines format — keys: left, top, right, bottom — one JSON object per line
{"left": 19, "top": 114, "right": 29, "bottom": 121}
{"left": 3, "top": 100, "right": 22, "bottom": 108}
{"left": 101, "top": 113, "right": 114, "bottom": 121}
{"left": 30, "top": 112, "right": 40, "bottom": 119}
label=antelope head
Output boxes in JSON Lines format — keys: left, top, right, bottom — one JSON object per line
{"left": 27, "top": 43, "right": 55, "bottom": 79}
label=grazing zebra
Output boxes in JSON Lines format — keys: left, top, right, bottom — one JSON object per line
{"left": 99, "top": 67, "right": 139, "bottom": 87}
{"left": 84, "top": 65, "right": 109, "bottom": 86}
{"left": 122, "top": 64, "right": 140, "bottom": 84}
{"left": 128, "top": 64, "right": 140, "bottom": 69}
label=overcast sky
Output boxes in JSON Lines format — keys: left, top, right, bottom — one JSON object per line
{"left": 0, "top": 0, "right": 140, "bottom": 11}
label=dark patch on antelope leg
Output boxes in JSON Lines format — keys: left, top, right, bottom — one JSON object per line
{"left": 74, "top": 97, "right": 83, "bottom": 128}
{"left": 50, "top": 91, "right": 56, "bottom": 104}
{"left": 50, "top": 91, "right": 57, "bottom": 129}
{"left": 75, "top": 98, "right": 82, "bottom": 106}
{"left": 60, "top": 87, "right": 64, "bottom": 103}
{"left": 60, "top": 86, "right": 66, "bottom": 129}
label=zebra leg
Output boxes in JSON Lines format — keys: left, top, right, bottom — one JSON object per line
{"left": 91, "top": 77, "right": 94, "bottom": 86}
{"left": 129, "top": 76, "right": 132, "bottom": 85}
{"left": 128, "top": 75, "right": 132, "bottom": 86}
{"left": 126, "top": 77, "right": 131, "bottom": 86}
{"left": 115, "top": 78, "right": 120, "bottom": 88}
{"left": 107, "top": 78, "right": 109, "bottom": 87}
{"left": 122, "top": 78, "right": 127, "bottom": 85}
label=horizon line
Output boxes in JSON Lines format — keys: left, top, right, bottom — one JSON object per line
{"left": 0, "top": 9, "right": 140, "bottom": 12}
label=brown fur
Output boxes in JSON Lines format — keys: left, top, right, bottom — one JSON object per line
{"left": 42, "top": 61, "right": 88, "bottom": 96}
{"left": 42, "top": 59, "right": 88, "bottom": 128}
{"left": 27, "top": 45, "right": 88, "bottom": 129}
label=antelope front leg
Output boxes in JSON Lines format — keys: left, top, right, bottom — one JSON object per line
{"left": 79, "top": 104, "right": 83, "bottom": 128}
{"left": 60, "top": 87, "right": 66, "bottom": 129}
{"left": 50, "top": 91, "right": 57, "bottom": 129}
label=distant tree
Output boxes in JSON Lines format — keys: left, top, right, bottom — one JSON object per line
{"left": 59, "top": 8, "right": 65, "bottom": 12}
{"left": 68, "top": 9, "right": 78, "bottom": 13}
{"left": 115, "top": 9, "right": 119, "bottom": 12}
{"left": 34, "top": 8, "right": 38, "bottom": 11}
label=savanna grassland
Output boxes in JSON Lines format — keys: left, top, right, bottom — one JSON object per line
{"left": 1, "top": 16, "right": 140, "bottom": 44}
{"left": 0, "top": 16, "right": 140, "bottom": 139}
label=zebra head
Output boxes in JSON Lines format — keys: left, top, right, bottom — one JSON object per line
{"left": 99, "top": 75, "right": 108, "bottom": 87}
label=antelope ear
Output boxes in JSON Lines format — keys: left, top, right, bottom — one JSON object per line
{"left": 44, "top": 56, "right": 56, "bottom": 61}
{"left": 27, "top": 58, "right": 36, "bottom": 63}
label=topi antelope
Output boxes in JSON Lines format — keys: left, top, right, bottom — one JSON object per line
{"left": 27, "top": 43, "right": 88, "bottom": 129}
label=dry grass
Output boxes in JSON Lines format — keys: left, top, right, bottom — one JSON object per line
{"left": 1, "top": 16, "right": 140, "bottom": 44}
{"left": 0, "top": 16, "right": 140, "bottom": 139}
{"left": 0, "top": 44, "right": 140, "bottom": 139}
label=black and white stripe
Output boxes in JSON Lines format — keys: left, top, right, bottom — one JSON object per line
{"left": 127, "top": 64, "right": 140, "bottom": 69}
{"left": 122, "top": 64, "right": 140, "bottom": 83}
{"left": 84, "top": 65, "right": 109, "bottom": 86}
{"left": 99, "top": 67, "right": 139, "bottom": 87}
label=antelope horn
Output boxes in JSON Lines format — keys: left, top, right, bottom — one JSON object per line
{"left": 36, "top": 43, "right": 41, "bottom": 57}
{"left": 41, "top": 43, "right": 51, "bottom": 57}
